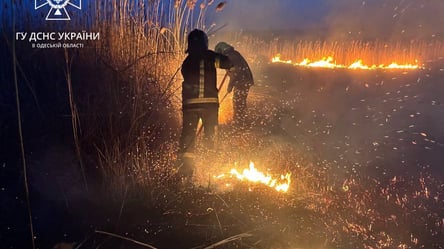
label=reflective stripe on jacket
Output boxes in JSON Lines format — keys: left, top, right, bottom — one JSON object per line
{"left": 181, "top": 50, "right": 232, "bottom": 108}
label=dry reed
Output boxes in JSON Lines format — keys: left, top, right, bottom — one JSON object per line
{"left": 219, "top": 32, "right": 444, "bottom": 67}
{"left": 85, "top": 0, "right": 227, "bottom": 193}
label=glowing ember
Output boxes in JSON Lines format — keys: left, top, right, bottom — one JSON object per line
{"left": 271, "top": 54, "right": 421, "bottom": 70}
{"left": 218, "top": 162, "right": 291, "bottom": 193}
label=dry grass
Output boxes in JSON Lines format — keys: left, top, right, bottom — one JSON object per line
{"left": 1, "top": 0, "right": 231, "bottom": 197}
{"left": 4, "top": 0, "right": 443, "bottom": 198}
{"left": 86, "top": 1, "right": 254, "bottom": 196}
{"left": 85, "top": 0, "right": 225, "bottom": 194}
{"left": 217, "top": 32, "right": 444, "bottom": 68}
{"left": 269, "top": 39, "right": 444, "bottom": 66}
{"left": 3, "top": 3, "right": 443, "bottom": 248}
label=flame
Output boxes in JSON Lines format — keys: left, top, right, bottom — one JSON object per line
{"left": 220, "top": 162, "right": 291, "bottom": 193}
{"left": 271, "top": 54, "right": 420, "bottom": 70}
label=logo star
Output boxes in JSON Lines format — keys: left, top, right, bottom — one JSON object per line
{"left": 35, "top": 0, "right": 81, "bottom": 21}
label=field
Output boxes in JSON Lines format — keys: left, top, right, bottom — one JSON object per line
{"left": 3, "top": 59, "right": 444, "bottom": 249}
{"left": 1, "top": 1, "right": 444, "bottom": 249}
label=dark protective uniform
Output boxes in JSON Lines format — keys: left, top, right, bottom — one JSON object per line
{"left": 215, "top": 42, "right": 254, "bottom": 127}
{"left": 178, "top": 30, "right": 232, "bottom": 169}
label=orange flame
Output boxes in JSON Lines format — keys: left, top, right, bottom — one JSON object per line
{"left": 218, "top": 162, "right": 291, "bottom": 193}
{"left": 271, "top": 54, "right": 421, "bottom": 70}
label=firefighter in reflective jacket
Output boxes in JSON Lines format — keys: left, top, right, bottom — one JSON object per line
{"left": 215, "top": 42, "right": 254, "bottom": 127}
{"left": 178, "top": 29, "right": 232, "bottom": 176}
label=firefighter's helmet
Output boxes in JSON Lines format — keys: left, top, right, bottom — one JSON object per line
{"left": 215, "top": 42, "right": 233, "bottom": 54}
{"left": 186, "top": 29, "right": 208, "bottom": 53}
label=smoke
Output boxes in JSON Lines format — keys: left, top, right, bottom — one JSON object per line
{"left": 214, "top": 0, "right": 327, "bottom": 31}
{"left": 258, "top": 62, "right": 444, "bottom": 181}
{"left": 216, "top": 0, "right": 444, "bottom": 40}
{"left": 324, "top": 0, "right": 444, "bottom": 40}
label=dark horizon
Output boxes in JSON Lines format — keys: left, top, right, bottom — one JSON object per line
{"left": 2, "top": 0, "right": 444, "bottom": 41}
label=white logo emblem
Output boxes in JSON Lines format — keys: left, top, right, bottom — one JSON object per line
{"left": 35, "top": 0, "right": 81, "bottom": 21}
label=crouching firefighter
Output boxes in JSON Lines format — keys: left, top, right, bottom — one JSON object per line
{"left": 215, "top": 42, "right": 254, "bottom": 128}
{"left": 177, "top": 29, "right": 233, "bottom": 177}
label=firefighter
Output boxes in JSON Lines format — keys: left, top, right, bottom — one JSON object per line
{"left": 215, "top": 42, "right": 254, "bottom": 127}
{"left": 177, "top": 29, "right": 232, "bottom": 177}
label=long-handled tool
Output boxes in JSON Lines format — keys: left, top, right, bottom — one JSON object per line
{"left": 217, "top": 71, "right": 229, "bottom": 92}
{"left": 219, "top": 90, "right": 231, "bottom": 104}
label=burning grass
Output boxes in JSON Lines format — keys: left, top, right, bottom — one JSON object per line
{"left": 268, "top": 40, "right": 440, "bottom": 65}
{"left": 2, "top": 1, "right": 444, "bottom": 249}
{"left": 215, "top": 32, "right": 444, "bottom": 73}
{"left": 271, "top": 54, "right": 422, "bottom": 70}
{"left": 216, "top": 161, "right": 292, "bottom": 193}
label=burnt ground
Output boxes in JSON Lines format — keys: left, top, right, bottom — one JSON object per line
{"left": 1, "top": 61, "right": 444, "bottom": 249}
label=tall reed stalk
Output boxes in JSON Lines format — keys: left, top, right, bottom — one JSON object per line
{"left": 80, "top": 0, "right": 228, "bottom": 191}
{"left": 10, "top": 0, "right": 35, "bottom": 248}
{"left": 64, "top": 48, "right": 89, "bottom": 192}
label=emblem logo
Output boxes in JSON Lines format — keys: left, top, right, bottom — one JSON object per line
{"left": 35, "top": 0, "right": 81, "bottom": 21}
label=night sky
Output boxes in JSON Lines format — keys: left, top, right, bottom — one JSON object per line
{"left": 3, "top": 0, "right": 444, "bottom": 40}
{"left": 214, "top": 0, "right": 327, "bottom": 30}
{"left": 215, "top": 0, "right": 444, "bottom": 39}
